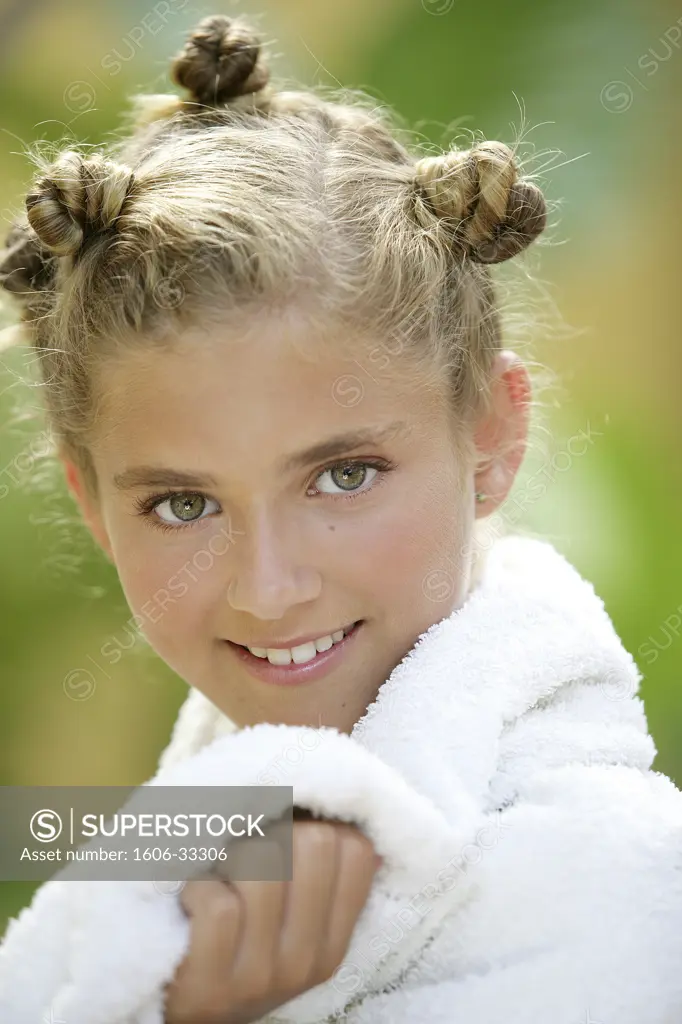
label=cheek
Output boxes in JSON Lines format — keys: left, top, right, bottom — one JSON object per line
{"left": 110, "top": 530, "right": 225, "bottom": 651}
{"left": 351, "top": 477, "right": 468, "bottom": 603}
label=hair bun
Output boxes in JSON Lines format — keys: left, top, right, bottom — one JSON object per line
{"left": 0, "top": 217, "right": 55, "bottom": 298}
{"left": 414, "top": 140, "right": 547, "bottom": 264}
{"left": 25, "top": 150, "right": 135, "bottom": 258}
{"left": 170, "top": 15, "right": 270, "bottom": 108}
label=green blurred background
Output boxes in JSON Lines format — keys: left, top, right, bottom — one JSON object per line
{"left": 1, "top": 0, "right": 681, "bottom": 933}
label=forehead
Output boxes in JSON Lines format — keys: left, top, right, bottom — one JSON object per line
{"left": 91, "top": 311, "right": 448, "bottom": 474}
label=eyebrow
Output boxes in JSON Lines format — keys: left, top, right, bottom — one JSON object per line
{"left": 112, "top": 420, "right": 411, "bottom": 491}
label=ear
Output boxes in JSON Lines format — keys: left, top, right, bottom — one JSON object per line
{"left": 59, "top": 453, "right": 114, "bottom": 561}
{"left": 472, "top": 350, "right": 530, "bottom": 517}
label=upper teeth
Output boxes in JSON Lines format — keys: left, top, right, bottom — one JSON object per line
{"left": 247, "top": 625, "right": 355, "bottom": 665}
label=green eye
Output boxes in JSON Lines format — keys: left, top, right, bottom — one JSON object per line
{"left": 133, "top": 488, "right": 223, "bottom": 533}
{"left": 314, "top": 461, "right": 380, "bottom": 497}
{"left": 167, "top": 494, "right": 206, "bottom": 521}
{"left": 330, "top": 463, "right": 370, "bottom": 491}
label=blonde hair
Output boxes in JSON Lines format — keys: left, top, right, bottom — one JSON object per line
{"left": 0, "top": 13, "right": 548, "bottom": 501}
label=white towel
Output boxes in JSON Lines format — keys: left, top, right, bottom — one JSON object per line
{"left": 2, "top": 533, "right": 682, "bottom": 1024}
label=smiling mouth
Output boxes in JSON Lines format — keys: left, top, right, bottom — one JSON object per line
{"left": 233, "top": 621, "right": 360, "bottom": 666}
{"left": 223, "top": 620, "right": 364, "bottom": 685}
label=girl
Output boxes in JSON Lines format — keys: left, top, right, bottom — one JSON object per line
{"left": 1, "top": 13, "right": 681, "bottom": 1024}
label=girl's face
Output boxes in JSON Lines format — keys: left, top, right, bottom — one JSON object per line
{"left": 68, "top": 311, "right": 527, "bottom": 733}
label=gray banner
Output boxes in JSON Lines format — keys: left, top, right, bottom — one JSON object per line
{"left": 0, "top": 785, "right": 293, "bottom": 881}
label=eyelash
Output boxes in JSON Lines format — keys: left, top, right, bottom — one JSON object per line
{"left": 132, "top": 458, "right": 396, "bottom": 533}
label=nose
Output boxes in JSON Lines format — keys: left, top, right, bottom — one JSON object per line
{"left": 225, "top": 506, "right": 322, "bottom": 620}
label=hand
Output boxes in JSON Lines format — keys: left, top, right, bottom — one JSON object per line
{"left": 163, "top": 817, "right": 382, "bottom": 1024}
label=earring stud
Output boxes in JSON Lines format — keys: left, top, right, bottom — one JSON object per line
{"left": 475, "top": 492, "right": 486, "bottom": 503}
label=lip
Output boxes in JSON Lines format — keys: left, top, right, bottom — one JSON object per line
{"left": 231, "top": 622, "right": 358, "bottom": 651}
{"left": 223, "top": 620, "right": 364, "bottom": 686}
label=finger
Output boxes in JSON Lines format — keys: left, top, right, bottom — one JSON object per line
{"left": 313, "top": 827, "right": 379, "bottom": 978}
{"left": 273, "top": 822, "right": 339, "bottom": 987}
{"left": 228, "top": 878, "right": 288, "bottom": 985}
{"left": 210, "top": 813, "right": 289, "bottom": 884}
{"left": 220, "top": 820, "right": 289, "bottom": 882}
{"left": 168, "top": 879, "right": 244, "bottom": 1003}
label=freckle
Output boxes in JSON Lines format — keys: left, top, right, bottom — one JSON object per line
{"left": 328, "top": 524, "right": 335, "bottom": 531}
